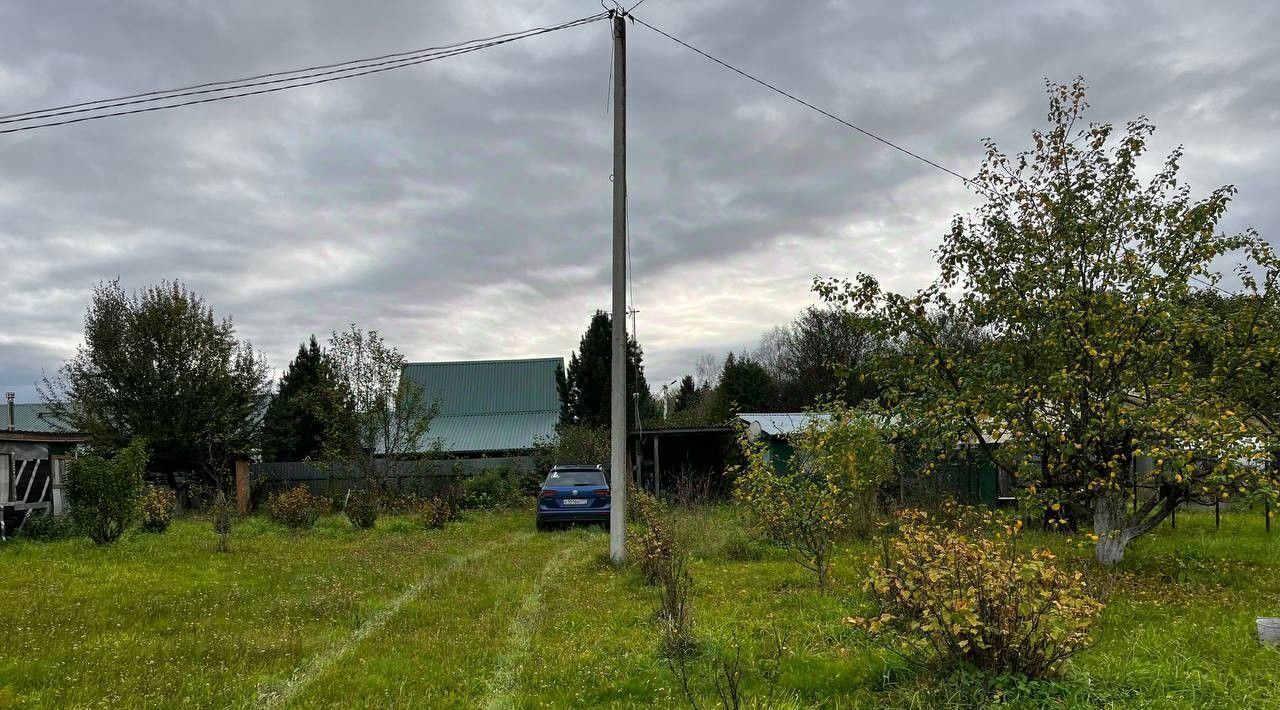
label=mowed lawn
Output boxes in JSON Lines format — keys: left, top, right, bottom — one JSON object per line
{"left": 1, "top": 506, "right": 1278, "bottom": 709}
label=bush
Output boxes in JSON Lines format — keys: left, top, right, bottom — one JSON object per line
{"left": 848, "top": 510, "right": 1104, "bottom": 678}
{"left": 656, "top": 552, "right": 696, "bottom": 659}
{"left": 210, "top": 489, "right": 234, "bottom": 552}
{"left": 671, "top": 472, "right": 717, "bottom": 508}
{"left": 344, "top": 489, "right": 378, "bottom": 529}
{"left": 416, "top": 496, "right": 460, "bottom": 529}
{"left": 735, "top": 404, "right": 894, "bottom": 589}
{"left": 264, "top": 486, "right": 329, "bottom": 529}
{"left": 378, "top": 491, "right": 422, "bottom": 514}
{"left": 532, "top": 425, "right": 610, "bottom": 473}
{"left": 16, "top": 512, "right": 80, "bottom": 541}
{"left": 627, "top": 486, "right": 678, "bottom": 585}
{"left": 462, "top": 466, "right": 530, "bottom": 510}
{"left": 626, "top": 486, "right": 700, "bottom": 703}
{"left": 717, "top": 526, "right": 770, "bottom": 563}
{"left": 63, "top": 438, "right": 149, "bottom": 545}
{"left": 139, "top": 485, "right": 176, "bottom": 533}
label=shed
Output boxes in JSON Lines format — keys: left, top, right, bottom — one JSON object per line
{"left": 401, "top": 357, "right": 563, "bottom": 460}
{"left": 629, "top": 423, "right": 738, "bottom": 499}
{"left": 2, "top": 397, "right": 89, "bottom": 533}
{"left": 627, "top": 412, "right": 825, "bottom": 499}
{"left": 738, "top": 412, "right": 831, "bottom": 473}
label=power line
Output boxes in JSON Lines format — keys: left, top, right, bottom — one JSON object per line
{"left": 605, "top": 27, "right": 615, "bottom": 114}
{"left": 0, "top": 12, "right": 609, "bottom": 135}
{"left": 0, "top": 21, "right": 592, "bottom": 123}
{"left": 1189, "top": 273, "right": 1249, "bottom": 298}
{"left": 1189, "top": 274, "right": 1228, "bottom": 295}
{"left": 1, "top": 21, "right": 594, "bottom": 126}
{"left": 628, "top": 14, "right": 1256, "bottom": 298}
{"left": 628, "top": 14, "right": 977, "bottom": 189}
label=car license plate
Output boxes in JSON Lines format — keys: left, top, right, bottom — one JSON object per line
{"left": 561, "top": 498, "right": 588, "bottom": 506}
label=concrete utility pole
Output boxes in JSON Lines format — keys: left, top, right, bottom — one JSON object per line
{"left": 609, "top": 10, "right": 628, "bottom": 564}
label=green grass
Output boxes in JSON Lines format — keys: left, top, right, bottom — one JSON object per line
{"left": 0, "top": 506, "right": 1276, "bottom": 709}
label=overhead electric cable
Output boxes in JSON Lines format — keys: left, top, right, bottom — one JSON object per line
{"left": 1189, "top": 274, "right": 1249, "bottom": 297}
{"left": 629, "top": 14, "right": 977, "bottom": 189}
{"left": 0, "top": 21, "right": 597, "bottom": 123}
{"left": 0, "top": 12, "right": 609, "bottom": 134}
{"left": 630, "top": 16, "right": 1259, "bottom": 297}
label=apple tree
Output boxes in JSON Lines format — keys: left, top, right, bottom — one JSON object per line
{"left": 817, "top": 79, "right": 1280, "bottom": 565}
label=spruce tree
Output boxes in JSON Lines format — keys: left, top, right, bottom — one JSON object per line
{"left": 715, "top": 353, "right": 780, "bottom": 418}
{"left": 672, "top": 375, "right": 699, "bottom": 413}
{"left": 562, "top": 310, "right": 655, "bottom": 429}
{"left": 260, "top": 336, "right": 355, "bottom": 461}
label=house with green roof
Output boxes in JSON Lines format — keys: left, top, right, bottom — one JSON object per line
{"left": 401, "top": 357, "right": 563, "bottom": 459}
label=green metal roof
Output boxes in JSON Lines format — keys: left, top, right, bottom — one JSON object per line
{"left": 6, "top": 403, "right": 78, "bottom": 434}
{"left": 424, "top": 412, "right": 561, "bottom": 454}
{"left": 402, "top": 358, "right": 563, "bottom": 453}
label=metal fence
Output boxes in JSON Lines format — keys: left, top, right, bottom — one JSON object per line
{"left": 897, "top": 459, "right": 1008, "bottom": 508}
{"left": 896, "top": 459, "right": 1274, "bottom": 533}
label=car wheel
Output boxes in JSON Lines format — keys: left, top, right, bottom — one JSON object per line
{"left": 536, "top": 518, "right": 548, "bottom": 532}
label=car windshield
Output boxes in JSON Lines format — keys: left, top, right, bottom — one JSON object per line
{"left": 545, "top": 469, "right": 606, "bottom": 487}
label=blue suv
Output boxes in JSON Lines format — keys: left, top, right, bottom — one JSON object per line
{"left": 536, "top": 465, "right": 610, "bottom": 531}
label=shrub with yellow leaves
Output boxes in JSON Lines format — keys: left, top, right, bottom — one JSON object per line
{"left": 138, "top": 485, "right": 176, "bottom": 534}
{"left": 848, "top": 509, "right": 1103, "bottom": 678}
{"left": 415, "top": 496, "right": 459, "bottom": 529}
{"left": 344, "top": 489, "right": 378, "bottom": 530}
{"left": 627, "top": 485, "right": 678, "bottom": 586}
{"left": 625, "top": 485, "right": 696, "bottom": 665}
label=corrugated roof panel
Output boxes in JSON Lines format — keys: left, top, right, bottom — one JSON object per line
{"left": 400, "top": 358, "right": 563, "bottom": 453}
{"left": 419, "top": 412, "right": 560, "bottom": 453}
{"left": 737, "top": 412, "right": 829, "bottom": 437}
{"left": 402, "top": 357, "right": 562, "bottom": 416}
{"left": 6, "top": 403, "right": 76, "bottom": 434}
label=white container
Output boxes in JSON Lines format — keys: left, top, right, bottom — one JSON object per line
{"left": 1259, "top": 618, "right": 1280, "bottom": 646}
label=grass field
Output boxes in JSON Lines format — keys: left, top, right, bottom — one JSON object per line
{"left": 0, "top": 506, "right": 1277, "bottom": 709}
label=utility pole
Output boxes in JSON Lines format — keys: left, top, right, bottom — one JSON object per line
{"left": 609, "top": 9, "right": 628, "bottom": 564}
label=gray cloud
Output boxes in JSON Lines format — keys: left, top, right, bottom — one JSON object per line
{"left": 2, "top": 0, "right": 1277, "bottom": 401}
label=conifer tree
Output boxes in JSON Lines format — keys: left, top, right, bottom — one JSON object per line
{"left": 260, "top": 336, "right": 355, "bottom": 461}
{"left": 561, "top": 310, "right": 655, "bottom": 429}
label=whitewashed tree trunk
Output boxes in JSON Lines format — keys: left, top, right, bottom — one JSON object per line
{"left": 1093, "top": 495, "right": 1134, "bottom": 566}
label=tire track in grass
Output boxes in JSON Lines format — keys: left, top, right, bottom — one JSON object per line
{"left": 257, "top": 534, "right": 526, "bottom": 709}
{"left": 480, "top": 538, "right": 585, "bottom": 710}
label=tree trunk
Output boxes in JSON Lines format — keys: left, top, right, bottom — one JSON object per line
{"left": 1093, "top": 494, "right": 1134, "bottom": 566}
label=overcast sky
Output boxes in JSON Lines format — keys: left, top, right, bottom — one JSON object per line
{"left": 1, "top": 1, "right": 1277, "bottom": 402}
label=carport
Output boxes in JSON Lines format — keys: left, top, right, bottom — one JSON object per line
{"left": 628, "top": 424, "right": 737, "bottom": 500}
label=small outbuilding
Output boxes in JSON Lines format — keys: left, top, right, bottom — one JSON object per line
{"left": 1, "top": 395, "right": 89, "bottom": 533}
{"left": 628, "top": 412, "right": 824, "bottom": 499}
{"left": 628, "top": 411, "right": 1007, "bottom": 506}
